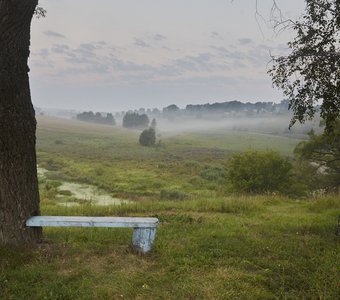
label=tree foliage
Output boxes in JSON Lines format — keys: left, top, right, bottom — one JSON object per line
{"left": 123, "top": 112, "right": 149, "bottom": 129}
{"left": 295, "top": 119, "right": 340, "bottom": 190}
{"left": 269, "top": 0, "right": 340, "bottom": 132}
{"left": 34, "top": 6, "right": 46, "bottom": 18}
{"left": 227, "top": 150, "right": 292, "bottom": 194}
{"left": 139, "top": 128, "right": 156, "bottom": 146}
{"left": 76, "top": 111, "right": 115, "bottom": 125}
{"left": 163, "top": 104, "right": 180, "bottom": 114}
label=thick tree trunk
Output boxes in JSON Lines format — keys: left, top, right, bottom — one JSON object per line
{"left": 0, "top": 0, "right": 42, "bottom": 245}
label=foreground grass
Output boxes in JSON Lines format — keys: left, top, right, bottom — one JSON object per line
{"left": 1, "top": 196, "right": 339, "bottom": 299}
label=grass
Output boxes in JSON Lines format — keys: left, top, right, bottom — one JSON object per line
{"left": 36, "top": 116, "right": 302, "bottom": 200}
{"left": 1, "top": 116, "right": 339, "bottom": 299}
{"left": 1, "top": 196, "right": 339, "bottom": 299}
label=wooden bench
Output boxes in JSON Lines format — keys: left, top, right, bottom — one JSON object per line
{"left": 26, "top": 216, "right": 159, "bottom": 254}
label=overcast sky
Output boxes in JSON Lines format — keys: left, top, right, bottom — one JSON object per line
{"left": 30, "top": 0, "right": 306, "bottom": 112}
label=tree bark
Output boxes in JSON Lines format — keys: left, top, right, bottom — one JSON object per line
{"left": 0, "top": 0, "right": 42, "bottom": 245}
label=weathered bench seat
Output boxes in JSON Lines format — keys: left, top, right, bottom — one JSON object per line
{"left": 26, "top": 216, "right": 158, "bottom": 254}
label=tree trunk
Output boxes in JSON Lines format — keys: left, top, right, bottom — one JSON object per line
{"left": 0, "top": 0, "right": 42, "bottom": 245}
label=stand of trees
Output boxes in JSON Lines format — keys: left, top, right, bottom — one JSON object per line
{"left": 123, "top": 112, "right": 149, "bottom": 129}
{"left": 76, "top": 111, "right": 116, "bottom": 126}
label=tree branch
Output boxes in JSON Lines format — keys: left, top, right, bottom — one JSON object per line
{"left": 308, "top": 0, "right": 336, "bottom": 13}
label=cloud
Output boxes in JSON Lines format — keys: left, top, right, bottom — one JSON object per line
{"left": 134, "top": 38, "right": 150, "bottom": 48}
{"left": 154, "top": 34, "right": 166, "bottom": 41}
{"left": 210, "top": 31, "right": 223, "bottom": 40}
{"left": 174, "top": 53, "right": 216, "bottom": 72}
{"left": 210, "top": 46, "right": 230, "bottom": 54}
{"left": 79, "top": 43, "right": 97, "bottom": 51}
{"left": 110, "top": 58, "right": 156, "bottom": 73}
{"left": 32, "top": 48, "right": 49, "bottom": 58}
{"left": 43, "top": 30, "right": 66, "bottom": 38}
{"left": 210, "top": 46, "right": 247, "bottom": 68}
{"left": 51, "top": 44, "right": 70, "bottom": 54}
{"left": 238, "top": 38, "right": 253, "bottom": 45}
{"left": 33, "top": 37, "right": 277, "bottom": 90}
{"left": 167, "top": 75, "right": 240, "bottom": 86}
{"left": 36, "top": 40, "right": 235, "bottom": 85}
{"left": 210, "top": 43, "right": 275, "bottom": 69}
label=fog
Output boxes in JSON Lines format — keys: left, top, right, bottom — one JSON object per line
{"left": 151, "top": 115, "right": 319, "bottom": 138}
{"left": 37, "top": 102, "right": 321, "bottom": 139}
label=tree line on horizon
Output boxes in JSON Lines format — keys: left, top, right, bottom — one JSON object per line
{"left": 42, "top": 99, "right": 292, "bottom": 126}
{"left": 112, "top": 99, "right": 291, "bottom": 120}
{"left": 73, "top": 99, "right": 292, "bottom": 131}
{"left": 76, "top": 111, "right": 116, "bottom": 126}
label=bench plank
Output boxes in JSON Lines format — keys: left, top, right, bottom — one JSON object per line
{"left": 26, "top": 216, "right": 159, "bottom": 254}
{"left": 26, "top": 216, "right": 158, "bottom": 228}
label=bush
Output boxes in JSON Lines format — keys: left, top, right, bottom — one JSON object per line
{"left": 227, "top": 150, "right": 293, "bottom": 194}
{"left": 139, "top": 128, "right": 156, "bottom": 146}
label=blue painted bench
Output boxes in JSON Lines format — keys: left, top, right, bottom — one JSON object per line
{"left": 26, "top": 216, "right": 158, "bottom": 254}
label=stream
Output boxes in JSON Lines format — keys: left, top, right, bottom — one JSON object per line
{"left": 38, "top": 167, "right": 130, "bottom": 207}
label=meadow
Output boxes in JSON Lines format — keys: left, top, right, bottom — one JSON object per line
{"left": 1, "top": 116, "right": 339, "bottom": 299}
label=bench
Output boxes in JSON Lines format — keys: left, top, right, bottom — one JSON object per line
{"left": 26, "top": 216, "right": 159, "bottom": 254}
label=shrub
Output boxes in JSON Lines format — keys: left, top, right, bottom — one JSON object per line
{"left": 139, "top": 128, "right": 156, "bottom": 146}
{"left": 227, "top": 150, "right": 293, "bottom": 194}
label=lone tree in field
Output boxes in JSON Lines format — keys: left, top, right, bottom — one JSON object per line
{"left": 269, "top": 0, "right": 340, "bottom": 132}
{"left": 0, "top": 1, "right": 43, "bottom": 245}
{"left": 139, "top": 128, "right": 156, "bottom": 146}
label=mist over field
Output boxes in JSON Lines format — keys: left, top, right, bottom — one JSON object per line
{"left": 36, "top": 106, "right": 320, "bottom": 140}
{"left": 152, "top": 115, "right": 302, "bottom": 134}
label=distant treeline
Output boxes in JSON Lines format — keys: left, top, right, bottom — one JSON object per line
{"left": 76, "top": 111, "right": 116, "bottom": 125}
{"left": 113, "top": 100, "right": 290, "bottom": 120}
{"left": 184, "top": 100, "right": 289, "bottom": 114}
{"left": 74, "top": 100, "right": 291, "bottom": 128}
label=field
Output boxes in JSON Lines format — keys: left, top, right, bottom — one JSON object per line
{"left": 35, "top": 116, "right": 301, "bottom": 201}
{"left": 1, "top": 116, "right": 339, "bottom": 299}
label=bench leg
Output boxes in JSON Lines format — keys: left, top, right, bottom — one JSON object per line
{"left": 132, "top": 227, "right": 157, "bottom": 254}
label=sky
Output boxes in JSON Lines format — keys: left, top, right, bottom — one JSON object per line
{"left": 30, "top": 0, "right": 306, "bottom": 112}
